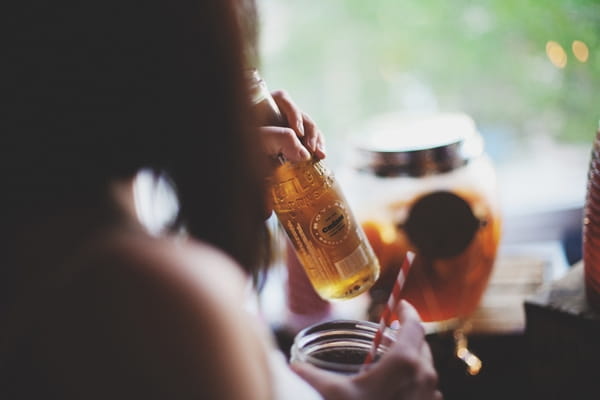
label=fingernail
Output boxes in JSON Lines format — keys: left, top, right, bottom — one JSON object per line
{"left": 317, "top": 143, "right": 326, "bottom": 156}
{"left": 296, "top": 121, "right": 305, "bottom": 137}
{"left": 310, "top": 137, "right": 318, "bottom": 152}
{"left": 299, "top": 147, "right": 311, "bottom": 161}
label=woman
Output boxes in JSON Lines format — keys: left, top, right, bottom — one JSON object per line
{"left": 1, "top": 0, "right": 440, "bottom": 399}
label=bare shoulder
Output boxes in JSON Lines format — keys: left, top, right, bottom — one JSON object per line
{"left": 109, "top": 232, "right": 249, "bottom": 302}
{"left": 43, "top": 231, "right": 273, "bottom": 400}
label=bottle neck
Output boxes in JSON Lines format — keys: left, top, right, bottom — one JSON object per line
{"left": 247, "top": 69, "right": 287, "bottom": 127}
{"left": 247, "top": 69, "right": 290, "bottom": 165}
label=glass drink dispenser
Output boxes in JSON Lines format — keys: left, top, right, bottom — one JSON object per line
{"left": 339, "top": 112, "right": 502, "bottom": 328}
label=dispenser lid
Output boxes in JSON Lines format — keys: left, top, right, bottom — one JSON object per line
{"left": 352, "top": 112, "right": 484, "bottom": 177}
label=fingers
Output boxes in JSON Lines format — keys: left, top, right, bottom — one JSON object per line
{"left": 259, "top": 126, "right": 311, "bottom": 163}
{"left": 415, "top": 345, "right": 441, "bottom": 398}
{"left": 271, "top": 90, "right": 304, "bottom": 138}
{"left": 420, "top": 333, "right": 434, "bottom": 364}
{"left": 290, "top": 362, "right": 352, "bottom": 399}
{"left": 397, "top": 299, "right": 423, "bottom": 325}
{"left": 293, "top": 340, "right": 441, "bottom": 400}
{"left": 302, "top": 112, "right": 326, "bottom": 159}
{"left": 271, "top": 90, "right": 326, "bottom": 159}
{"left": 359, "top": 300, "right": 439, "bottom": 398}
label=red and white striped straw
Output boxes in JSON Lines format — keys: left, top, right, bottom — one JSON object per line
{"left": 363, "top": 251, "right": 415, "bottom": 367}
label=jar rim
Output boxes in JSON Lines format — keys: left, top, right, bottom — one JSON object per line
{"left": 290, "top": 319, "right": 396, "bottom": 374}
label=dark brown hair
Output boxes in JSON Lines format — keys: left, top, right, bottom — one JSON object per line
{"left": 3, "top": 0, "right": 269, "bottom": 272}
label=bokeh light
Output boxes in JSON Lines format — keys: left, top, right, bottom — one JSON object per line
{"left": 546, "top": 41, "right": 567, "bottom": 69}
{"left": 572, "top": 40, "right": 589, "bottom": 63}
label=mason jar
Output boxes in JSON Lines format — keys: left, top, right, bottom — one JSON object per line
{"left": 338, "top": 112, "right": 502, "bottom": 325}
{"left": 290, "top": 319, "right": 396, "bottom": 374}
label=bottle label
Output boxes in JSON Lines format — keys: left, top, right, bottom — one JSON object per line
{"left": 311, "top": 201, "right": 351, "bottom": 246}
{"left": 334, "top": 240, "right": 371, "bottom": 277}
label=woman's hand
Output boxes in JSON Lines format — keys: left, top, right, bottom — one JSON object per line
{"left": 259, "top": 90, "right": 326, "bottom": 163}
{"left": 291, "top": 301, "right": 443, "bottom": 400}
{"left": 258, "top": 90, "right": 327, "bottom": 218}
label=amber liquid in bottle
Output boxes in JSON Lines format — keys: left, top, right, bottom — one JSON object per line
{"left": 248, "top": 70, "right": 380, "bottom": 300}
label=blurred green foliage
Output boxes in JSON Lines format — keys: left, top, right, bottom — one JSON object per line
{"left": 258, "top": 0, "right": 599, "bottom": 164}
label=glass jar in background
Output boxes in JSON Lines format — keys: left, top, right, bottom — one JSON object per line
{"left": 338, "top": 112, "right": 502, "bottom": 326}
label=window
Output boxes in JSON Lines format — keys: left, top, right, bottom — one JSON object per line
{"left": 257, "top": 0, "right": 598, "bottom": 257}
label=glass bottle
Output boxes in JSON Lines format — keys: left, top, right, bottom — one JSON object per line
{"left": 248, "top": 69, "right": 380, "bottom": 301}
{"left": 583, "top": 122, "right": 600, "bottom": 312}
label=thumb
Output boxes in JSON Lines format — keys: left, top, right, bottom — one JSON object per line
{"left": 396, "top": 299, "right": 423, "bottom": 324}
